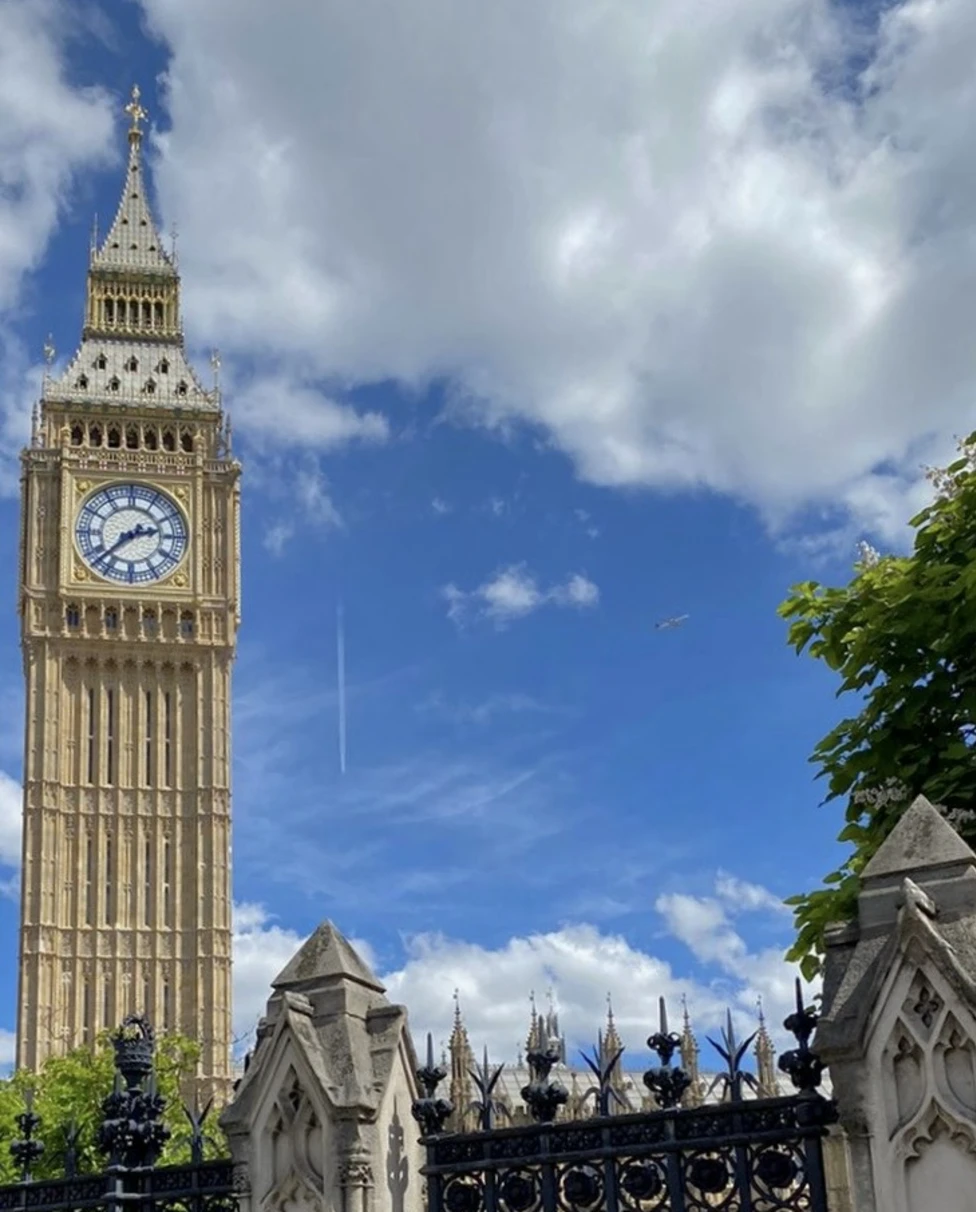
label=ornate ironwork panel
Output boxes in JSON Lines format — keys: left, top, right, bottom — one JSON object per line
{"left": 414, "top": 981, "right": 837, "bottom": 1212}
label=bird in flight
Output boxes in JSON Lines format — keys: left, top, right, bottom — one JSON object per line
{"left": 654, "top": 614, "right": 689, "bottom": 631}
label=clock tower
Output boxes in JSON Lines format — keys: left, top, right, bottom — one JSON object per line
{"left": 16, "top": 87, "right": 238, "bottom": 1094}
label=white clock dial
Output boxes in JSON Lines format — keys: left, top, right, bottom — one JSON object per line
{"left": 75, "top": 483, "right": 188, "bottom": 584}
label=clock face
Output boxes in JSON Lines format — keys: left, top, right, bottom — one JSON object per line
{"left": 75, "top": 483, "right": 188, "bottom": 585}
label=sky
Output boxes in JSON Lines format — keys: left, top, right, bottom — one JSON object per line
{"left": 0, "top": 0, "right": 973, "bottom": 1075}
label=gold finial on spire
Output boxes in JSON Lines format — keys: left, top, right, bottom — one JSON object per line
{"left": 124, "top": 84, "right": 148, "bottom": 136}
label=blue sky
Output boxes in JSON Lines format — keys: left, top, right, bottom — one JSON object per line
{"left": 0, "top": 0, "right": 973, "bottom": 1067}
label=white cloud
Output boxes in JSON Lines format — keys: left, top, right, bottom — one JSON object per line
{"left": 444, "top": 564, "right": 599, "bottom": 627}
{"left": 0, "top": 1, "right": 114, "bottom": 485}
{"left": 262, "top": 521, "right": 294, "bottom": 556}
{"left": 129, "top": 0, "right": 976, "bottom": 539}
{"left": 416, "top": 690, "right": 561, "bottom": 726}
{"left": 0, "top": 0, "right": 113, "bottom": 311}
{"left": 715, "top": 872, "right": 790, "bottom": 916}
{"left": 431, "top": 497, "right": 452, "bottom": 515}
{"left": 383, "top": 877, "right": 804, "bottom": 1064}
{"left": 228, "top": 373, "right": 389, "bottom": 452}
{"left": 0, "top": 1029, "right": 15, "bottom": 1074}
{"left": 231, "top": 901, "right": 305, "bottom": 1045}
{"left": 555, "top": 573, "right": 600, "bottom": 609}
{"left": 655, "top": 876, "right": 801, "bottom": 1024}
{"left": 294, "top": 460, "right": 344, "bottom": 530}
{"left": 0, "top": 770, "right": 22, "bottom": 870}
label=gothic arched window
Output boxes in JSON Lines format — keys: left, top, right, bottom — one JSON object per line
{"left": 70, "top": 425, "right": 84, "bottom": 446}
{"left": 144, "top": 428, "right": 158, "bottom": 451}
{"left": 89, "top": 425, "right": 103, "bottom": 446}
{"left": 180, "top": 430, "right": 193, "bottom": 453}
{"left": 125, "top": 426, "right": 138, "bottom": 449}
{"left": 179, "top": 612, "right": 194, "bottom": 638}
{"left": 176, "top": 380, "right": 188, "bottom": 396}
{"left": 126, "top": 356, "right": 138, "bottom": 373}
{"left": 107, "top": 427, "right": 121, "bottom": 449}
{"left": 65, "top": 604, "right": 80, "bottom": 628}
{"left": 95, "top": 354, "right": 107, "bottom": 370}
{"left": 76, "top": 374, "right": 89, "bottom": 389}
{"left": 162, "top": 429, "right": 176, "bottom": 452}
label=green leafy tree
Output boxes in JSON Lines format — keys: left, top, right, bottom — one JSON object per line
{"left": 0, "top": 1032, "right": 228, "bottom": 1183}
{"left": 780, "top": 434, "right": 976, "bottom": 980}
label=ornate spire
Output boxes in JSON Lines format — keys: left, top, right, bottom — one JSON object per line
{"left": 679, "top": 997, "right": 704, "bottom": 1107}
{"left": 602, "top": 993, "right": 624, "bottom": 1061}
{"left": 91, "top": 85, "right": 174, "bottom": 275}
{"left": 754, "top": 999, "right": 778, "bottom": 1097}
{"left": 448, "top": 990, "right": 474, "bottom": 1132}
{"left": 526, "top": 991, "right": 543, "bottom": 1055}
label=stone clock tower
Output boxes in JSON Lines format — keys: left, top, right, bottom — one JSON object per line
{"left": 16, "top": 88, "right": 238, "bottom": 1093}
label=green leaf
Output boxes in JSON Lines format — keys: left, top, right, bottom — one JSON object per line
{"left": 0, "top": 1033, "right": 228, "bottom": 1179}
{"left": 779, "top": 431, "right": 976, "bottom": 971}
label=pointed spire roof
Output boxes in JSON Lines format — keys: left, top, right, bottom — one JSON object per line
{"left": 753, "top": 999, "right": 777, "bottom": 1096}
{"left": 603, "top": 993, "right": 623, "bottom": 1056}
{"left": 680, "top": 995, "right": 698, "bottom": 1056}
{"left": 272, "top": 920, "right": 384, "bottom": 993}
{"left": 525, "top": 990, "right": 543, "bottom": 1054}
{"left": 861, "top": 795, "right": 976, "bottom": 881}
{"left": 449, "top": 989, "right": 470, "bottom": 1049}
{"left": 91, "top": 85, "right": 175, "bottom": 276}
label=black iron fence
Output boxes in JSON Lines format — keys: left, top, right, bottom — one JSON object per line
{"left": 412, "top": 981, "right": 837, "bottom": 1212}
{"left": 0, "top": 1017, "right": 236, "bottom": 1212}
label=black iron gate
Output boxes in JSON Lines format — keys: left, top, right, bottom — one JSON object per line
{"left": 412, "top": 981, "right": 837, "bottom": 1212}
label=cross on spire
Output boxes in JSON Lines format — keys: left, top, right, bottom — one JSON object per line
{"left": 124, "top": 85, "right": 148, "bottom": 136}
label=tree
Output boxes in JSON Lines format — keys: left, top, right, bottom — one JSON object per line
{"left": 0, "top": 1032, "right": 228, "bottom": 1183}
{"left": 779, "top": 433, "right": 976, "bottom": 980}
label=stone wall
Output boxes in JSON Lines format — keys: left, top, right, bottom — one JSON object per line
{"left": 817, "top": 795, "right": 976, "bottom": 1211}
{"left": 220, "top": 922, "right": 424, "bottom": 1212}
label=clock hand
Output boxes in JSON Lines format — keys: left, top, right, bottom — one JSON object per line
{"left": 92, "top": 529, "right": 135, "bottom": 564}
{"left": 92, "top": 523, "right": 158, "bottom": 564}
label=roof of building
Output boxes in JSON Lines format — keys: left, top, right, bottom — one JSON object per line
{"left": 90, "top": 86, "right": 176, "bottom": 277}
{"left": 272, "top": 920, "right": 386, "bottom": 993}
{"left": 861, "top": 794, "right": 976, "bottom": 881}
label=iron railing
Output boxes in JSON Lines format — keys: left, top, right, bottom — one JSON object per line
{"left": 413, "top": 981, "right": 837, "bottom": 1212}
{"left": 0, "top": 1017, "right": 237, "bottom": 1212}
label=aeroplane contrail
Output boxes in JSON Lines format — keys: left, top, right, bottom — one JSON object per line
{"left": 337, "top": 602, "right": 347, "bottom": 775}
